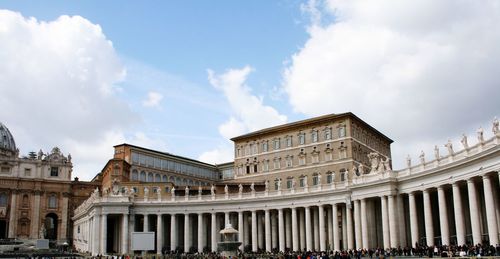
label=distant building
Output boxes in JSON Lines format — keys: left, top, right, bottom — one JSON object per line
{"left": 0, "top": 122, "right": 98, "bottom": 243}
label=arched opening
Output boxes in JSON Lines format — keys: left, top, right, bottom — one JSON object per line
{"left": 44, "top": 213, "right": 58, "bottom": 240}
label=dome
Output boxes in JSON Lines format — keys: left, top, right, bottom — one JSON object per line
{"left": 0, "top": 122, "right": 16, "bottom": 152}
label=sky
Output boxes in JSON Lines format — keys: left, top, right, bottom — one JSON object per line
{"left": 1, "top": 1, "right": 499, "bottom": 180}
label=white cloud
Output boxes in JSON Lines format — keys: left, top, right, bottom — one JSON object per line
{"left": 199, "top": 66, "right": 288, "bottom": 163}
{"left": 282, "top": 0, "right": 500, "bottom": 169}
{"left": 142, "top": 91, "right": 163, "bottom": 108}
{"left": 198, "top": 143, "right": 234, "bottom": 165}
{"left": 0, "top": 10, "right": 165, "bottom": 180}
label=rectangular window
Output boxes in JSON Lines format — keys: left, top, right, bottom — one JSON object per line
{"left": 339, "top": 126, "right": 346, "bottom": 137}
{"left": 325, "top": 128, "right": 332, "bottom": 140}
{"left": 325, "top": 152, "right": 333, "bottom": 161}
{"left": 312, "top": 130, "right": 318, "bottom": 143}
{"left": 327, "top": 174, "right": 333, "bottom": 183}
{"left": 313, "top": 175, "right": 319, "bottom": 185}
{"left": 299, "top": 156, "right": 306, "bottom": 166}
{"left": 252, "top": 144, "right": 258, "bottom": 154}
{"left": 286, "top": 136, "right": 292, "bottom": 147}
{"left": 312, "top": 155, "right": 319, "bottom": 163}
{"left": 273, "top": 159, "right": 280, "bottom": 170}
{"left": 262, "top": 141, "right": 268, "bottom": 152}
{"left": 274, "top": 138, "right": 280, "bottom": 150}
{"left": 24, "top": 168, "right": 31, "bottom": 176}
{"left": 50, "top": 167, "right": 58, "bottom": 177}
{"left": 299, "top": 133, "right": 305, "bottom": 145}
{"left": 48, "top": 196, "right": 57, "bottom": 208}
{"left": 0, "top": 167, "right": 9, "bottom": 174}
{"left": 287, "top": 179, "right": 292, "bottom": 189}
{"left": 275, "top": 181, "right": 279, "bottom": 190}
{"left": 299, "top": 178, "right": 305, "bottom": 187}
{"left": 286, "top": 157, "right": 293, "bottom": 167}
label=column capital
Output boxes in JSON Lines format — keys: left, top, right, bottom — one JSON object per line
{"left": 437, "top": 185, "right": 445, "bottom": 191}
{"left": 482, "top": 174, "right": 491, "bottom": 180}
{"left": 466, "top": 178, "right": 475, "bottom": 184}
{"left": 143, "top": 213, "right": 149, "bottom": 216}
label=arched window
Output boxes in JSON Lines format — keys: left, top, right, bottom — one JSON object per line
{"left": 162, "top": 175, "right": 167, "bottom": 182}
{"left": 169, "top": 176, "right": 175, "bottom": 183}
{"left": 140, "top": 171, "right": 146, "bottom": 182}
{"left": 131, "top": 170, "right": 138, "bottom": 181}
{"left": 48, "top": 194, "right": 57, "bottom": 209}
{"left": 147, "top": 173, "right": 154, "bottom": 182}
{"left": 155, "top": 174, "right": 161, "bottom": 182}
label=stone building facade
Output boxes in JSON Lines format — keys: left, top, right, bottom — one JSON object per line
{"left": 0, "top": 122, "right": 98, "bottom": 243}
{"left": 72, "top": 114, "right": 500, "bottom": 255}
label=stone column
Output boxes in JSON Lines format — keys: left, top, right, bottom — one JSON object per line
{"left": 239, "top": 211, "right": 245, "bottom": 251}
{"left": 265, "top": 209, "right": 271, "bottom": 252}
{"left": 397, "top": 194, "right": 407, "bottom": 247}
{"left": 332, "top": 204, "right": 340, "bottom": 251}
{"left": 467, "top": 179, "right": 481, "bottom": 244}
{"left": 361, "top": 199, "right": 369, "bottom": 249}
{"left": 211, "top": 213, "right": 216, "bottom": 252}
{"left": 123, "top": 214, "right": 129, "bottom": 254}
{"left": 305, "top": 206, "right": 313, "bottom": 251}
{"left": 143, "top": 214, "right": 149, "bottom": 232}
{"left": 437, "top": 186, "right": 450, "bottom": 246}
{"left": 101, "top": 213, "right": 107, "bottom": 254}
{"left": 381, "top": 196, "right": 390, "bottom": 248}
{"left": 271, "top": 211, "right": 277, "bottom": 249}
{"left": 30, "top": 191, "right": 41, "bottom": 238}
{"left": 319, "top": 205, "right": 326, "bottom": 251}
{"left": 299, "top": 209, "right": 306, "bottom": 250}
{"left": 354, "top": 200, "right": 362, "bottom": 249}
{"left": 225, "top": 212, "right": 229, "bottom": 225}
{"left": 184, "top": 214, "right": 191, "bottom": 252}
{"left": 93, "top": 214, "right": 100, "bottom": 256}
{"left": 408, "top": 192, "right": 419, "bottom": 248}
{"left": 482, "top": 175, "right": 499, "bottom": 245}
{"left": 388, "top": 195, "right": 399, "bottom": 248}
{"left": 291, "top": 207, "right": 299, "bottom": 251}
{"left": 452, "top": 183, "right": 465, "bottom": 245}
{"left": 171, "top": 214, "right": 178, "bottom": 251}
{"left": 278, "top": 208, "right": 285, "bottom": 252}
{"left": 60, "top": 193, "right": 69, "bottom": 241}
{"left": 285, "top": 210, "right": 292, "bottom": 249}
{"left": 258, "top": 213, "right": 264, "bottom": 249}
{"left": 198, "top": 213, "right": 204, "bottom": 253}
{"left": 251, "top": 210, "right": 258, "bottom": 252}
{"left": 423, "top": 189, "right": 434, "bottom": 246}
{"left": 155, "top": 214, "right": 162, "bottom": 254}
{"left": 346, "top": 204, "right": 354, "bottom": 250}
{"left": 313, "top": 208, "right": 319, "bottom": 250}
{"left": 8, "top": 191, "right": 17, "bottom": 238}
{"left": 327, "top": 207, "right": 333, "bottom": 250}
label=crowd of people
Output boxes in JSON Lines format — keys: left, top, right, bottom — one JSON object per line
{"left": 90, "top": 242, "right": 500, "bottom": 259}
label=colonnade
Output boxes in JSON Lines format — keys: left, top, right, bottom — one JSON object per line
{"left": 407, "top": 174, "right": 499, "bottom": 247}
{"left": 74, "top": 171, "right": 500, "bottom": 255}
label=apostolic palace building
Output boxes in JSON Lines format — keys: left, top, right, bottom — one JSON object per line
{"left": 2, "top": 112, "right": 500, "bottom": 255}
